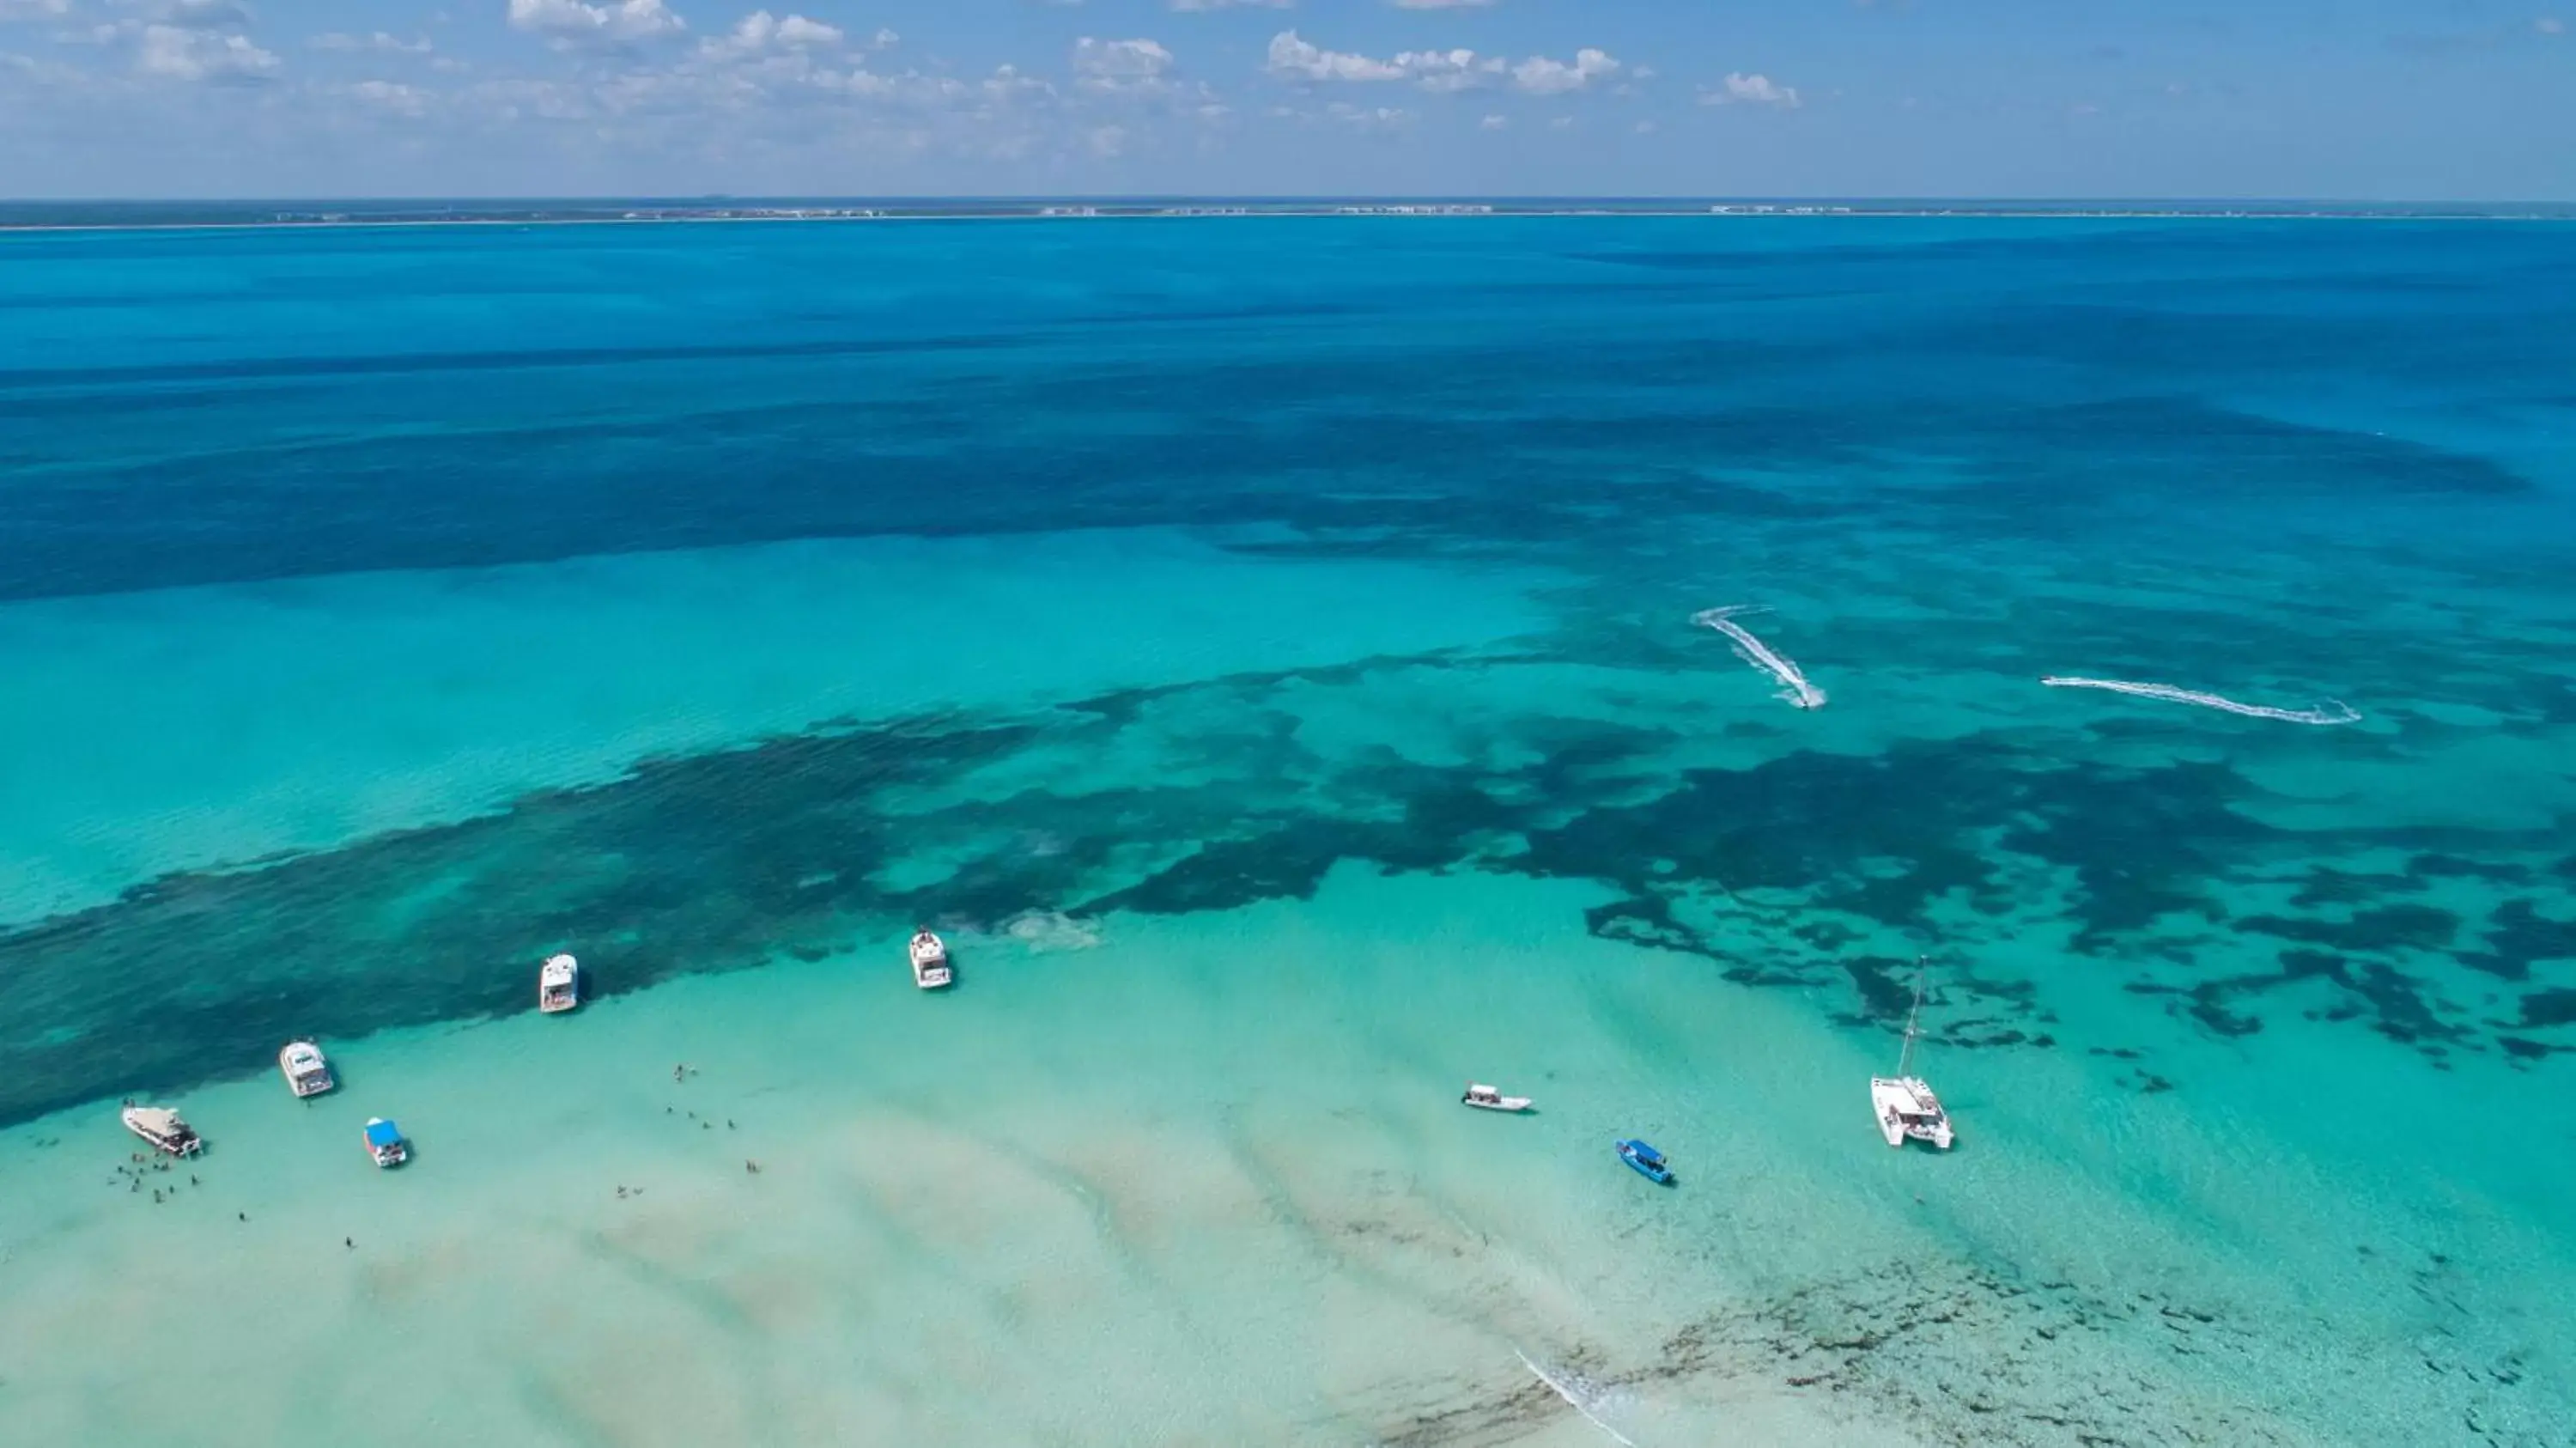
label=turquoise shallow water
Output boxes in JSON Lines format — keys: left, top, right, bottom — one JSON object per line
{"left": 2, "top": 216, "right": 2574, "bottom": 1446}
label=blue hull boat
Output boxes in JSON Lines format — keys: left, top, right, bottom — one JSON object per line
{"left": 1615, "top": 1138, "right": 1673, "bottom": 1185}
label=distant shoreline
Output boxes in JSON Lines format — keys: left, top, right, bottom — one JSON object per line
{"left": 2, "top": 200, "right": 2569, "bottom": 236}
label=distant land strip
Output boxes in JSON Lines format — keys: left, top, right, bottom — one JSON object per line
{"left": 6, "top": 198, "right": 2575, "bottom": 234}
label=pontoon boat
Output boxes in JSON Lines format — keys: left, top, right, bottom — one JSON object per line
{"left": 1461, "top": 1083, "right": 1533, "bottom": 1112}
{"left": 362, "top": 1117, "right": 410, "bottom": 1168}
{"left": 1615, "top": 1138, "right": 1673, "bottom": 1184}
{"left": 122, "top": 1104, "right": 203, "bottom": 1157}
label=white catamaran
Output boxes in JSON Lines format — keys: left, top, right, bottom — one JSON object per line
{"left": 1870, "top": 961, "right": 1954, "bottom": 1150}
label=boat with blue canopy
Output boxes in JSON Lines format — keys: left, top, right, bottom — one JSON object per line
{"left": 1615, "top": 1138, "right": 1673, "bottom": 1184}
{"left": 362, "top": 1117, "right": 410, "bottom": 1169}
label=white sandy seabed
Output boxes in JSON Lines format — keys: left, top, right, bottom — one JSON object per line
{"left": 3, "top": 866, "right": 2571, "bottom": 1448}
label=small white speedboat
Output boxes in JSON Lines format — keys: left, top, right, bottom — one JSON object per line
{"left": 538, "top": 953, "right": 580, "bottom": 1013}
{"left": 1872, "top": 962, "right": 1954, "bottom": 1150}
{"left": 279, "top": 1040, "right": 336, "bottom": 1098}
{"left": 908, "top": 929, "right": 952, "bottom": 989}
{"left": 122, "top": 1104, "right": 203, "bottom": 1157}
{"left": 1461, "top": 1082, "right": 1533, "bottom": 1112}
{"left": 362, "top": 1116, "right": 410, "bottom": 1168}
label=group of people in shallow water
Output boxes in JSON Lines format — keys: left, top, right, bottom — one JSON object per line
{"left": 116, "top": 1058, "right": 767, "bottom": 1247}
{"left": 111, "top": 1151, "right": 197, "bottom": 1204}
{"left": 661, "top": 1061, "right": 759, "bottom": 1178}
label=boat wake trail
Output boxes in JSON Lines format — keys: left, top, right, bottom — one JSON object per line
{"left": 2040, "top": 676, "right": 2361, "bottom": 726}
{"left": 1515, "top": 1348, "right": 1639, "bottom": 1448}
{"left": 1692, "top": 605, "right": 1826, "bottom": 710}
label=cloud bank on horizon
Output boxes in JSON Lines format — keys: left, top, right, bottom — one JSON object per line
{"left": 0, "top": 0, "right": 2567, "bottom": 198}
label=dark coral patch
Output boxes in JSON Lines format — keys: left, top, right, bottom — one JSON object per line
{"left": 2291, "top": 867, "right": 2418, "bottom": 909}
{"left": 2408, "top": 853, "right": 2529, "bottom": 885}
{"left": 2236, "top": 905, "right": 2461, "bottom": 955}
{"left": 3, "top": 612, "right": 2568, "bottom": 1129}
{"left": 2518, "top": 989, "right": 2576, "bottom": 1030}
{"left": 2460, "top": 899, "right": 2576, "bottom": 983}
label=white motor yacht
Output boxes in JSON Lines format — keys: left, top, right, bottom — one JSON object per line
{"left": 909, "top": 929, "right": 952, "bottom": 989}
{"left": 1871, "top": 961, "right": 1954, "bottom": 1150}
{"left": 1461, "top": 1083, "right": 1534, "bottom": 1112}
{"left": 122, "top": 1104, "right": 204, "bottom": 1157}
{"left": 538, "top": 953, "right": 580, "bottom": 1013}
{"left": 279, "top": 1040, "right": 337, "bottom": 1098}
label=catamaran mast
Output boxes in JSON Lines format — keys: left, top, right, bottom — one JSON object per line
{"left": 1896, "top": 958, "right": 1926, "bottom": 1078}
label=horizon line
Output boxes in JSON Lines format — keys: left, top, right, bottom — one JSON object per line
{"left": 3, "top": 192, "right": 2573, "bottom": 207}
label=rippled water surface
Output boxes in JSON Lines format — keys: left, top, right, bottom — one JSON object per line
{"left": 3, "top": 216, "right": 2573, "bottom": 1446}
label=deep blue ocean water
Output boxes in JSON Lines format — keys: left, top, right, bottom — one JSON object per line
{"left": 3, "top": 216, "right": 2574, "bottom": 1445}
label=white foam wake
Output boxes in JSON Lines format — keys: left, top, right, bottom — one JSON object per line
{"left": 1692, "top": 605, "right": 1826, "bottom": 710}
{"left": 2040, "top": 676, "right": 2361, "bottom": 726}
{"left": 1515, "top": 1348, "right": 1639, "bottom": 1448}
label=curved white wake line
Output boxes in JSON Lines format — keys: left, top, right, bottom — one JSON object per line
{"left": 2041, "top": 676, "right": 2361, "bottom": 726}
{"left": 1692, "top": 605, "right": 1826, "bottom": 710}
{"left": 1515, "top": 1348, "right": 1639, "bottom": 1448}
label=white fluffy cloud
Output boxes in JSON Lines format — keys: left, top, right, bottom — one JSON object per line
{"left": 0, "top": 0, "right": 71, "bottom": 19}
{"left": 1510, "top": 46, "right": 1616, "bottom": 94}
{"left": 507, "top": 0, "right": 687, "bottom": 48}
{"left": 1700, "top": 70, "right": 1799, "bottom": 107}
{"left": 700, "top": 9, "right": 841, "bottom": 57}
{"left": 751, "top": 11, "right": 842, "bottom": 46}
{"left": 1072, "top": 35, "right": 1187, "bottom": 97}
{"left": 1266, "top": 30, "right": 1402, "bottom": 82}
{"left": 136, "top": 21, "right": 279, "bottom": 80}
{"left": 1072, "top": 36, "right": 1174, "bottom": 78}
{"left": 1267, "top": 31, "right": 1615, "bottom": 96}
{"left": 1394, "top": 47, "right": 1501, "bottom": 93}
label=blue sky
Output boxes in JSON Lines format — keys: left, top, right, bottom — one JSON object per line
{"left": 0, "top": 0, "right": 2567, "bottom": 198}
